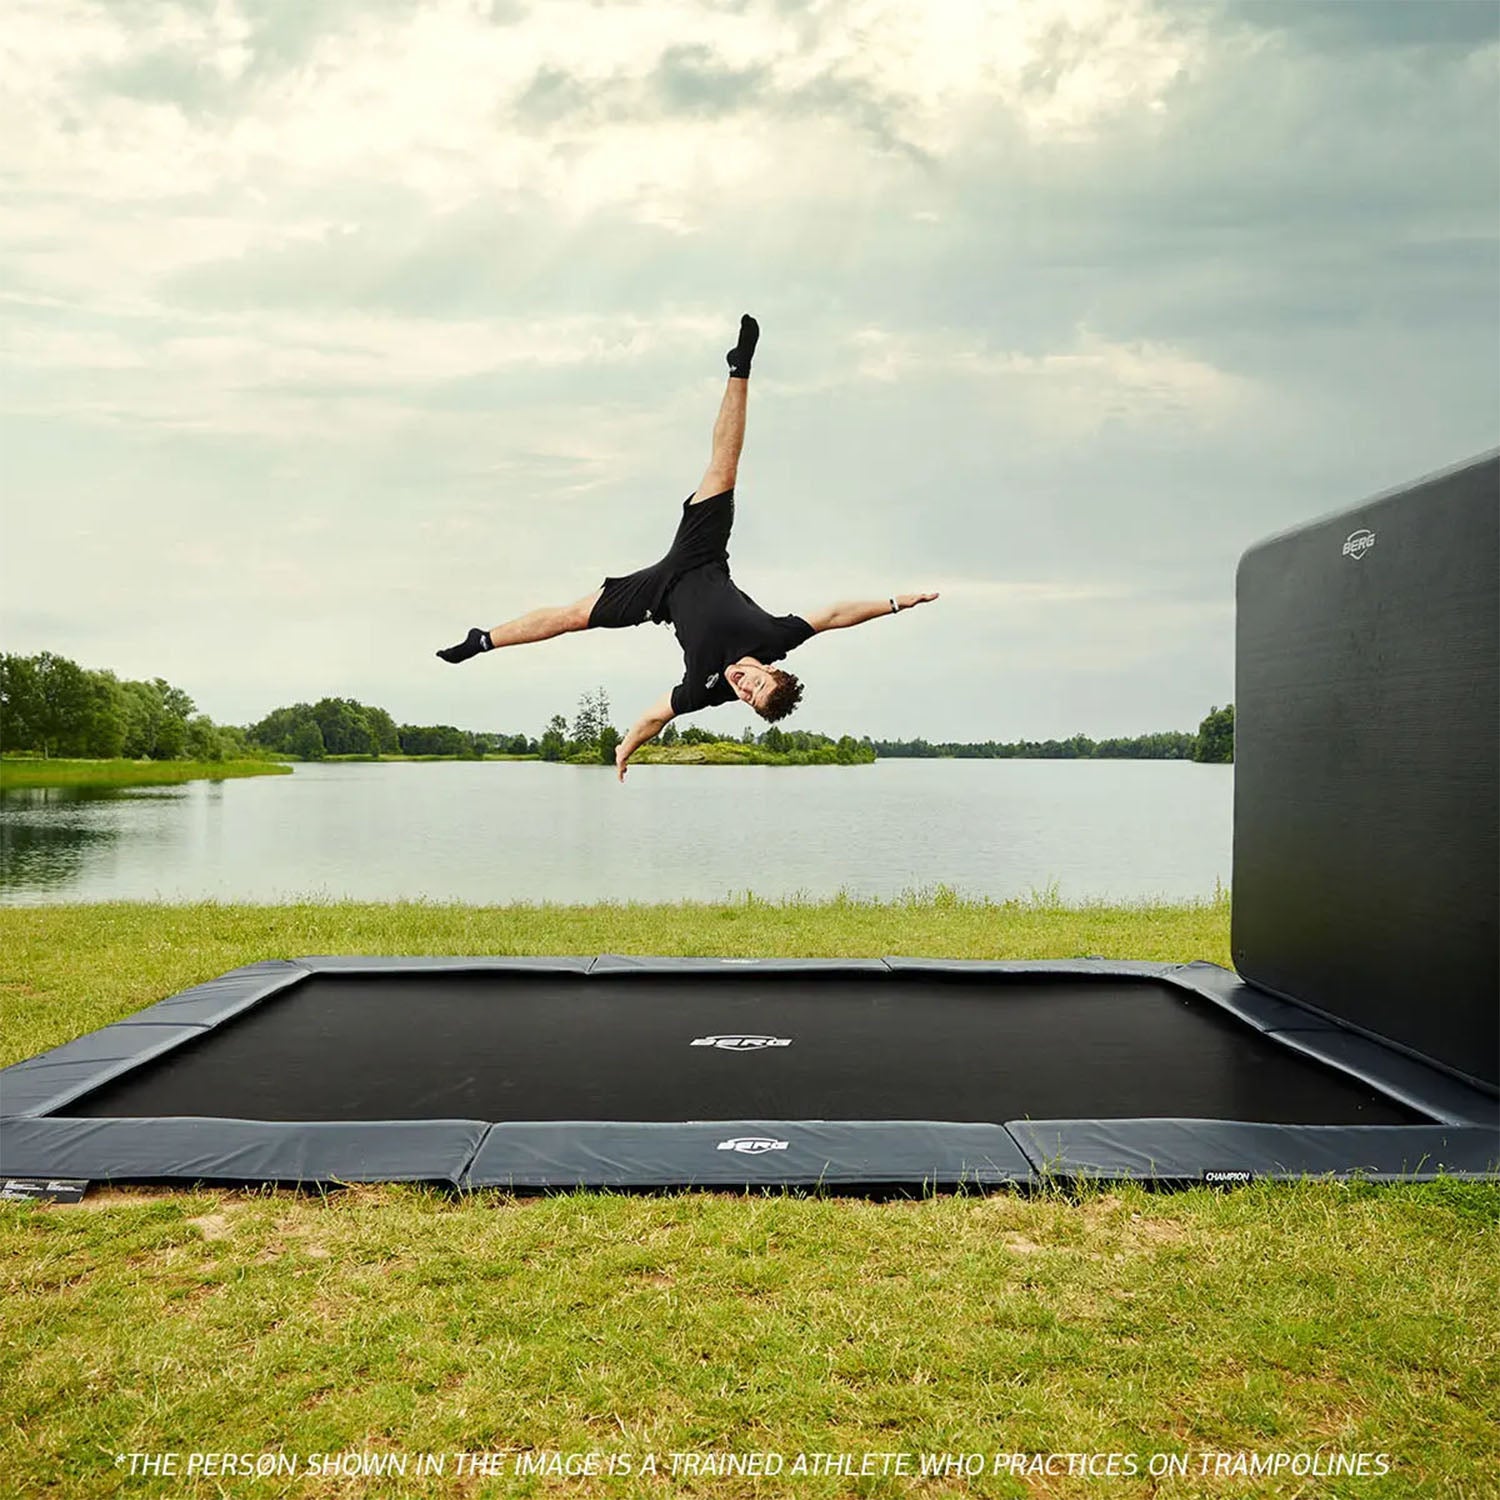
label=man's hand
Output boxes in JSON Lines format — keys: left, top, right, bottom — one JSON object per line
{"left": 616, "top": 691, "right": 675, "bottom": 783}
{"left": 805, "top": 592, "right": 941, "bottom": 633}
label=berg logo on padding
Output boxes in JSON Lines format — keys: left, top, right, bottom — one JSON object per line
{"left": 691, "top": 1034, "right": 791, "bottom": 1051}
{"left": 717, "top": 1137, "right": 789, "bottom": 1154}
{"left": 1342, "top": 528, "right": 1376, "bottom": 560}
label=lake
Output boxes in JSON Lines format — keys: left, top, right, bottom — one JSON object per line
{"left": 0, "top": 759, "right": 1233, "bottom": 906}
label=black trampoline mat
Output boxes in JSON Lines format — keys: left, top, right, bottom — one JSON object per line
{"left": 60, "top": 972, "right": 1419, "bottom": 1125}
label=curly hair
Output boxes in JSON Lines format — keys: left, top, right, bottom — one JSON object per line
{"left": 757, "top": 668, "right": 803, "bottom": 723}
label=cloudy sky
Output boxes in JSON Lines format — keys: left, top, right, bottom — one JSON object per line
{"left": 2, "top": 0, "right": 1496, "bottom": 744}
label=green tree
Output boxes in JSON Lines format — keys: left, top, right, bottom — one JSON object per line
{"left": 1194, "top": 704, "right": 1235, "bottom": 764}
{"left": 570, "top": 693, "right": 599, "bottom": 748}
{"left": 216, "top": 723, "right": 253, "bottom": 758}
{"left": 590, "top": 688, "right": 617, "bottom": 763}
{"left": 660, "top": 722, "right": 678, "bottom": 746}
{"left": 396, "top": 724, "right": 471, "bottom": 757}
{"left": 248, "top": 703, "right": 320, "bottom": 755}
{"left": 185, "top": 714, "right": 225, "bottom": 761}
{"left": 0, "top": 654, "right": 39, "bottom": 751}
{"left": 364, "top": 705, "right": 402, "bottom": 756}
{"left": 313, "top": 697, "right": 374, "bottom": 756}
{"left": 119, "top": 679, "right": 166, "bottom": 758}
{"left": 145, "top": 677, "right": 195, "bottom": 760}
{"left": 157, "top": 679, "right": 195, "bottom": 722}
{"left": 569, "top": 687, "right": 614, "bottom": 757}
{"left": 83, "top": 672, "right": 129, "bottom": 758}
{"left": 539, "top": 714, "right": 568, "bottom": 762}
{"left": 290, "top": 721, "right": 326, "bottom": 760}
{"left": 153, "top": 713, "right": 188, "bottom": 760}
{"left": 28, "top": 652, "right": 94, "bottom": 758}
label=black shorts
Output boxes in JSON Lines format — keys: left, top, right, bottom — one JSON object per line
{"left": 588, "top": 489, "right": 734, "bottom": 629}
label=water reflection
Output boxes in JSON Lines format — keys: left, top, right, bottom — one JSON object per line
{"left": 0, "top": 761, "right": 1234, "bottom": 906}
{"left": 0, "top": 784, "right": 187, "bottom": 895}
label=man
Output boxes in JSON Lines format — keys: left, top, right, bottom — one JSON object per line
{"left": 437, "top": 315, "right": 939, "bottom": 781}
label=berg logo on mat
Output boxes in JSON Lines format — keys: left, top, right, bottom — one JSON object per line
{"left": 1341, "top": 528, "right": 1376, "bottom": 560}
{"left": 717, "top": 1137, "right": 789, "bottom": 1155}
{"left": 691, "top": 1034, "right": 791, "bottom": 1051}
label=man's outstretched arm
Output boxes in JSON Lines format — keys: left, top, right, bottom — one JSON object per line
{"left": 615, "top": 691, "right": 677, "bottom": 781}
{"left": 803, "top": 592, "right": 939, "bottom": 633}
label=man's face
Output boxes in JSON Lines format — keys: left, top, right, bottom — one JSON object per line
{"left": 733, "top": 665, "right": 774, "bottom": 712}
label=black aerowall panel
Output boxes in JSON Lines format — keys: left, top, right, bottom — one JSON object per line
{"left": 1233, "top": 450, "right": 1499, "bottom": 1089}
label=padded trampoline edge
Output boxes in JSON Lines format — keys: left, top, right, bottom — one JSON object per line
{"left": 462, "top": 1121, "right": 1033, "bottom": 1190}
{"left": 1009, "top": 1120, "right": 1500, "bottom": 1184}
{"left": 0, "top": 961, "right": 315, "bottom": 1118}
{"left": 0, "top": 1117, "right": 490, "bottom": 1187}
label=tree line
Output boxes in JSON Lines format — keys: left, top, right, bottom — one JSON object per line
{"left": 0, "top": 652, "right": 250, "bottom": 761}
{"left": 0, "top": 650, "right": 1233, "bottom": 764}
{"left": 873, "top": 706, "right": 1234, "bottom": 764}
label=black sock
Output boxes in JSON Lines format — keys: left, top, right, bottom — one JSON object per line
{"left": 726, "top": 313, "right": 759, "bottom": 378}
{"left": 436, "top": 627, "right": 492, "bottom": 664}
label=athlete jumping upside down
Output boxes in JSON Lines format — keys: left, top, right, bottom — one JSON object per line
{"left": 437, "top": 315, "right": 939, "bottom": 781}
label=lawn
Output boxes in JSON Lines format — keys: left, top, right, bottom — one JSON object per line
{"left": 0, "top": 757, "right": 291, "bottom": 790}
{"left": 2, "top": 895, "right": 1496, "bottom": 1498}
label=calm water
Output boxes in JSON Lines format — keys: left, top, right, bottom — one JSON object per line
{"left": 0, "top": 760, "right": 1232, "bottom": 906}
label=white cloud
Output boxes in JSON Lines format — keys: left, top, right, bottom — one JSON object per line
{"left": 0, "top": 0, "right": 1493, "bottom": 744}
{"left": 2, "top": 0, "right": 1196, "bottom": 276}
{"left": 843, "top": 321, "right": 1257, "bottom": 434}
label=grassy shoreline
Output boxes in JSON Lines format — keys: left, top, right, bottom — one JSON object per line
{"left": 3, "top": 897, "right": 1496, "bottom": 1498}
{"left": 0, "top": 756, "right": 291, "bottom": 790}
{"left": 328, "top": 744, "right": 873, "bottom": 766}
{"left": 0, "top": 747, "right": 875, "bottom": 784}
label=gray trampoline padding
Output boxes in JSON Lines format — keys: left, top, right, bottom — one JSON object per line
{"left": 2, "top": 957, "right": 1495, "bottom": 1191}
{"left": 463, "top": 1122, "right": 1031, "bottom": 1190}
{"left": 1260, "top": 1027, "right": 1500, "bottom": 1125}
{"left": 1009, "top": 1121, "right": 1500, "bottom": 1183}
{"left": 0, "top": 1117, "right": 491, "bottom": 1186}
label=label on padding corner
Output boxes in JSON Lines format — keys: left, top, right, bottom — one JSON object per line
{"left": 1, "top": 1178, "right": 89, "bottom": 1204}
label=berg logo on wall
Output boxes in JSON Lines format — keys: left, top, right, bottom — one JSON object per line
{"left": 716, "top": 1137, "right": 790, "bottom": 1154}
{"left": 691, "top": 1034, "right": 791, "bottom": 1051}
{"left": 1342, "top": 528, "right": 1376, "bottom": 560}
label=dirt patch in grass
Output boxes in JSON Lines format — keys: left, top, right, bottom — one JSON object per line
{"left": 1002, "top": 1233, "right": 1045, "bottom": 1255}
{"left": 186, "top": 1212, "right": 236, "bottom": 1240}
{"left": 1123, "top": 1213, "right": 1192, "bottom": 1247}
{"left": 74, "top": 1187, "right": 186, "bottom": 1209}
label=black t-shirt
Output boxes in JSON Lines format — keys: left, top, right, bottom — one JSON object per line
{"left": 666, "top": 562, "right": 814, "bottom": 715}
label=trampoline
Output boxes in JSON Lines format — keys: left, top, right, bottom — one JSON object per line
{"left": 2, "top": 450, "right": 1497, "bottom": 1193}
{"left": 0, "top": 956, "right": 1494, "bottom": 1191}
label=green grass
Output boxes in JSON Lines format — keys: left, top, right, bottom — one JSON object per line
{"left": 2, "top": 896, "right": 1497, "bottom": 1498}
{"left": 0, "top": 757, "right": 291, "bottom": 790}
{"left": 633, "top": 742, "right": 866, "bottom": 766}
{"left": 321, "top": 753, "right": 538, "bottom": 762}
